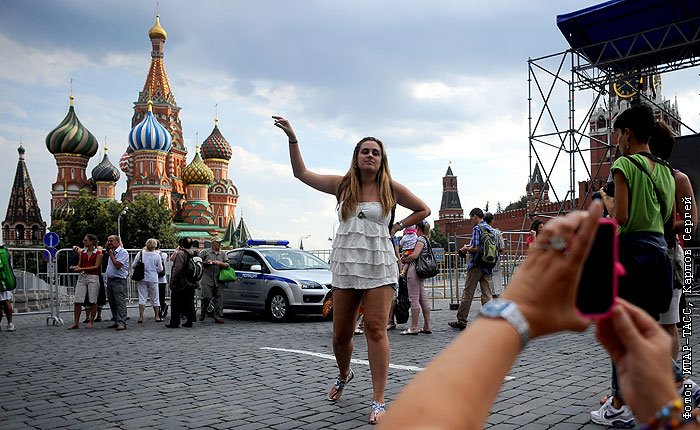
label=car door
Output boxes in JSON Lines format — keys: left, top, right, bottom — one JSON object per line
{"left": 237, "top": 250, "right": 268, "bottom": 311}
{"left": 224, "top": 250, "right": 244, "bottom": 309}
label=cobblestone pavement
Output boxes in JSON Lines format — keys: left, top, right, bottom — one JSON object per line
{"left": 1, "top": 297, "right": 698, "bottom": 429}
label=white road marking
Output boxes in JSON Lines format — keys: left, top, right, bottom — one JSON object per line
{"left": 260, "top": 347, "right": 514, "bottom": 380}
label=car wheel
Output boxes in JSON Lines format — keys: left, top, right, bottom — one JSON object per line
{"left": 267, "top": 289, "right": 291, "bottom": 322}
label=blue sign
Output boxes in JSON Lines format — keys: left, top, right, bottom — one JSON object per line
{"left": 433, "top": 247, "right": 445, "bottom": 262}
{"left": 43, "top": 232, "right": 60, "bottom": 248}
{"left": 42, "top": 248, "right": 57, "bottom": 261}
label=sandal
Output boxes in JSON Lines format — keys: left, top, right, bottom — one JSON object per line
{"left": 327, "top": 368, "right": 354, "bottom": 401}
{"left": 419, "top": 329, "right": 432, "bottom": 334}
{"left": 400, "top": 328, "right": 419, "bottom": 335}
{"left": 369, "top": 400, "right": 386, "bottom": 424}
{"left": 354, "top": 328, "right": 364, "bottom": 335}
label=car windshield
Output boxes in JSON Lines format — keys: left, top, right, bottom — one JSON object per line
{"left": 259, "top": 249, "right": 330, "bottom": 270}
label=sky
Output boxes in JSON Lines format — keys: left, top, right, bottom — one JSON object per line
{"left": 1, "top": 0, "right": 699, "bottom": 250}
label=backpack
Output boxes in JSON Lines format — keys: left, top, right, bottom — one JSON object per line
{"left": 476, "top": 225, "right": 498, "bottom": 269}
{"left": 0, "top": 247, "right": 16, "bottom": 292}
{"left": 184, "top": 251, "right": 204, "bottom": 283}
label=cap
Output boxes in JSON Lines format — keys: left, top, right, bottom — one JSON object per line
{"left": 212, "top": 237, "right": 223, "bottom": 242}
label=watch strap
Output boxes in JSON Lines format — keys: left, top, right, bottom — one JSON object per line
{"left": 479, "top": 300, "right": 530, "bottom": 349}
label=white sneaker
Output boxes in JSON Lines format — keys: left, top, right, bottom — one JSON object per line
{"left": 589, "top": 397, "right": 635, "bottom": 428}
{"left": 6, "top": 323, "right": 16, "bottom": 332}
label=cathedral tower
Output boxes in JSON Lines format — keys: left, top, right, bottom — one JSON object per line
{"left": 181, "top": 146, "right": 215, "bottom": 225}
{"left": 91, "top": 146, "right": 120, "bottom": 200}
{"left": 126, "top": 14, "right": 187, "bottom": 210}
{"left": 126, "top": 101, "right": 173, "bottom": 206}
{"left": 45, "top": 95, "right": 98, "bottom": 221}
{"left": 438, "top": 165, "right": 463, "bottom": 221}
{"left": 2, "top": 145, "right": 46, "bottom": 246}
{"left": 201, "top": 117, "right": 239, "bottom": 228}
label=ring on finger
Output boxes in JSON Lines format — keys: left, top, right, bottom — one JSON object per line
{"left": 550, "top": 235, "right": 568, "bottom": 252}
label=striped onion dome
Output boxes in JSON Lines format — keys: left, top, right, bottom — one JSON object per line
{"left": 91, "top": 147, "right": 121, "bottom": 182}
{"left": 128, "top": 101, "right": 172, "bottom": 152}
{"left": 182, "top": 146, "right": 214, "bottom": 185}
{"left": 200, "top": 118, "right": 232, "bottom": 160}
{"left": 45, "top": 96, "right": 99, "bottom": 156}
{"left": 52, "top": 193, "right": 75, "bottom": 220}
{"left": 119, "top": 147, "right": 133, "bottom": 176}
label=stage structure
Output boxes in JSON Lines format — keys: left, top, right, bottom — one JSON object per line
{"left": 527, "top": 0, "right": 700, "bottom": 221}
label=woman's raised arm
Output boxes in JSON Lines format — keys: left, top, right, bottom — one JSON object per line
{"left": 272, "top": 115, "right": 341, "bottom": 196}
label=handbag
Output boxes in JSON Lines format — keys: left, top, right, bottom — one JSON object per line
{"left": 415, "top": 239, "right": 439, "bottom": 279}
{"left": 131, "top": 252, "right": 145, "bottom": 281}
{"left": 218, "top": 266, "right": 237, "bottom": 282}
{"left": 394, "top": 277, "right": 410, "bottom": 324}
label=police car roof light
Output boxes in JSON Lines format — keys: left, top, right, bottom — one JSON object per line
{"left": 247, "top": 239, "right": 290, "bottom": 247}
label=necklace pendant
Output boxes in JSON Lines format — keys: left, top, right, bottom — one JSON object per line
{"left": 358, "top": 211, "right": 366, "bottom": 219}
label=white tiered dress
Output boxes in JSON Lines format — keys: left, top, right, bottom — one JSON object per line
{"left": 330, "top": 202, "right": 398, "bottom": 289}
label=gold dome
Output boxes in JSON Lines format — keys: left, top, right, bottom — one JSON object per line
{"left": 148, "top": 14, "right": 167, "bottom": 40}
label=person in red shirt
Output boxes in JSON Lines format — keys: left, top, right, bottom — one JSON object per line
{"left": 68, "top": 234, "right": 103, "bottom": 329}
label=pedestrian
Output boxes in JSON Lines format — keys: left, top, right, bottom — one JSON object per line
{"left": 594, "top": 103, "right": 676, "bottom": 427}
{"left": 398, "top": 220, "right": 432, "bottom": 336}
{"left": 166, "top": 237, "right": 197, "bottom": 328}
{"left": 449, "top": 208, "right": 496, "bottom": 330}
{"left": 199, "top": 237, "right": 229, "bottom": 324}
{"left": 135, "top": 238, "right": 164, "bottom": 323}
{"left": 68, "top": 234, "right": 103, "bottom": 329}
{"left": 272, "top": 115, "right": 430, "bottom": 424}
{"left": 0, "top": 290, "right": 14, "bottom": 332}
{"left": 105, "top": 235, "right": 130, "bottom": 331}
{"left": 483, "top": 212, "right": 506, "bottom": 297}
{"left": 398, "top": 225, "right": 418, "bottom": 279}
{"left": 156, "top": 241, "right": 169, "bottom": 320}
{"left": 0, "top": 243, "right": 15, "bottom": 332}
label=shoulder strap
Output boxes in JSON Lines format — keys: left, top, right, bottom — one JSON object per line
{"left": 388, "top": 182, "right": 397, "bottom": 232}
{"left": 623, "top": 154, "right": 674, "bottom": 235}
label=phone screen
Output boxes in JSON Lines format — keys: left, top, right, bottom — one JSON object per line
{"left": 576, "top": 219, "right": 617, "bottom": 318}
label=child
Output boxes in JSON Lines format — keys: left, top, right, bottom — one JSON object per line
{"left": 399, "top": 225, "right": 418, "bottom": 278}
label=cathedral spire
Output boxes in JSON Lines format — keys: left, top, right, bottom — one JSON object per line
{"left": 2, "top": 144, "right": 47, "bottom": 246}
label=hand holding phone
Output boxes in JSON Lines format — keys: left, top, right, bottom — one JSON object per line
{"left": 576, "top": 218, "right": 625, "bottom": 318}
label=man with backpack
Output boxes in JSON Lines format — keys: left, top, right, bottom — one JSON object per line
{"left": 166, "top": 237, "right": 200, "bottom": 328}
{"left": 449, "top": 208, "right": 498, "bottom": 330}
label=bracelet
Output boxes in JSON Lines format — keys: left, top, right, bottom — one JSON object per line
{"left": 639, "top": 398, "right": 700, "bottom": 430}
{"left": 396, "top": 221, "right": 404, "bottom": 229}
{"left": 288, "top": 140, "right": 298, "bottom": 144}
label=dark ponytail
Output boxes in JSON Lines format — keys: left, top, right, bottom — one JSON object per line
{"left": 648, "top": 121, "right": 675, "bottom": 161}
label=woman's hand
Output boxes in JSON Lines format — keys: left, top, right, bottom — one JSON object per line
{"left": 272, "top": 115, "right": 297, "bottom": 142}
{"left": 595, "top": 300, "right": 679, "bottom": 422}
{"left": 503, "top": 200, "right": 603, "bottom": 338}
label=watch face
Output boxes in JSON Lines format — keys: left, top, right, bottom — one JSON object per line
{"left": 613, "top": 77, "right": 638, "bottom": 99}
{"left": 483, "top": 300, "right": 510, "bottom": 315}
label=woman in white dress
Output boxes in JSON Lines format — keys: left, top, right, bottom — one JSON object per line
{"left": 135, "top": 238, "right": 164, "bottom": 323}
{"left": 273, "top": 116, "right": 430, "bottom": 424}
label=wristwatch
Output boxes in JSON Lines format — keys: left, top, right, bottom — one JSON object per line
{"left": 479, "top": 299, "right": 530, "bottom": 349}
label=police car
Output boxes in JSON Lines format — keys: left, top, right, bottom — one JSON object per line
{"left": 223, "top": 240, "right": 333, "bottom": 322}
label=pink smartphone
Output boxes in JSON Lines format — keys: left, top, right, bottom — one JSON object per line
{"left": 576, "top": 217, "right": 625, "bottom": 319}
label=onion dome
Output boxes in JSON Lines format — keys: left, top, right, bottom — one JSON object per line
{"left": 45, "top": 96, "right": 99, "bottom": 157}
{"left": 128, "top": 101, "right": 172, "bottom": 152}
{"left": 201, "top": 118, "right": 232, "bottom": 160}
{"left": 92, "top": 147, "right": 121, "bottom": 182}
{"left": 182, "top": 146, "right": 214, "bottom": 185}
{"left": 52, "top": 191, "right": 75, "bottom": 220}
{"left": 119, "top": 147, "right": 133, "bottom": 176}
{"left": 148, "top": 14, "right": 167, "bottom": 40}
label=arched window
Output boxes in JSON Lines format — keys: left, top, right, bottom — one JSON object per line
{"left": 16, "top": 225, "right": 25, "bottom": 241}
{"left": 150, "top": 161, "right": 154, "bottom": 175}
{"left": 3, "top": 225, "right": 9, "bottom": 242}
{"left": 71, "top": 168, "right": 75, "bottom": 180}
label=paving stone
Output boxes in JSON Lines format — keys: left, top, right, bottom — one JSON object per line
{"left": 1, "top": 298, "right": 698, "bottom": 429}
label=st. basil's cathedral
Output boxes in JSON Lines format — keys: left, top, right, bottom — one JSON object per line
{"left": 2, "top": 15, "right": 245, "bottom": 247}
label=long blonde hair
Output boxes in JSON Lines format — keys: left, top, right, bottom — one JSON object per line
{"left": 337, "top": 137, "right": 395, "bottom": 221}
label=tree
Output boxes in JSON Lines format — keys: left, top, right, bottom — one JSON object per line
{"left": 504, "top": 195, "right": 528, "bottom": 212}
{"left": 49, "top": 192, "right": 177, "bottom": 251}
{"left": 120, "top": 194, "right": 177, "bottom": 249}
{"left": 430, "top": 224, "right": 448, "bottom": 249}
{"left": 496, "top": 202, "right": 503, "bottom": 213}
{"left": 484, "top": 201, "right": 490, "bottom": 212}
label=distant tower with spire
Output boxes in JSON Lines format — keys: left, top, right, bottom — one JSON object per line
{"left": 181, "top": 145, "right": 215, "bottom": 225}
{"left": 45, "top": 95, "right": 98, "bottom": 221}
{"left": 527, "top": 163, "right": 550, "bottom": 214}
{"left": 201, "top": 116, "right": 239, "bottom": 228}
{"left": 2, "top": 144, "right": 47, "bottom": 246}
{"left": 438, "top": 164, "right": 463, "bottom": 221}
